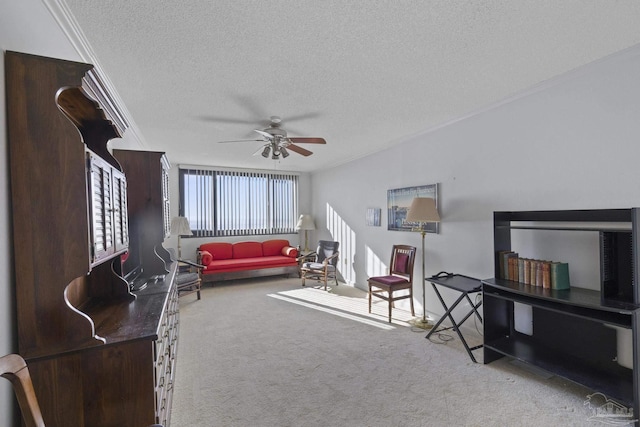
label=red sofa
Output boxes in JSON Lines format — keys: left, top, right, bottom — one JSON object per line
{"left": 198, "top": 239, "right": 299, "bottom": 284}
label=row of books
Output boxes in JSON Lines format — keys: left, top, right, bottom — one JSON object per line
{"left": 498, "top": 251, "right": 570, "bottom": 290}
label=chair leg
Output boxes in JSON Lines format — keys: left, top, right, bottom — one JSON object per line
{"left": 368, "top": 284, "right": 372, "bottom": 313}
{"left": 409, "top": 287, "right": 414, "bottom": 316}
{"left": 301, "top": 272, "right": 306, "bottom": 287}
{"left": 388, "top": 291, "right": 393, "bottom": 323}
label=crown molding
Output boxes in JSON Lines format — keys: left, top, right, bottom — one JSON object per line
{"left": 42, "top": 0, "right": 147, "bottom": 149}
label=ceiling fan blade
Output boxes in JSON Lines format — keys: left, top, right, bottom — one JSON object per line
{"left": 254, "top": 129, "right": 274, "bottom": 139}
{"left": 283, "top": 112, "right": 321, "bottom": 123}
{"left": 286, "top": 144, "right": 313, "bottom": 157}
{"left": 199, "top": 94, "right": 269, "bottom": 124}
{"left": 232, "top": 95, "right": 268, "bottom": 123}
{"left": 288, "top": 137, "right": 326, "bottom": 144}
{"left": 198, "top": 115, "right": 259, "bottom": 125}
{"left": 217, "top": 139, "right": 264, "bottom": 143}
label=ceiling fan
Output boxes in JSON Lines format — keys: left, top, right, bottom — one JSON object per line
{"left": 218, "top": 116, "right": 326, "bottom": 159}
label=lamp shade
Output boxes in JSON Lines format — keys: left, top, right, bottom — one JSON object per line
{"left": 296, "top": 214, "right": 316, "bottom": 231}
{"left": 406, "top": 197, "right": 440, "bottom": 223}
{"left": 171, "top": 216, "right": 193, "bottom": 236}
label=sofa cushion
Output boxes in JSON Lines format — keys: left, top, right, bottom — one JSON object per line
{"left": 281, "top": 246, "right": 298, "bottom": 257}
{"left": 200, "top": 250, "right": 213, "bottom": 265}
{"left": 262, "top": 239, "right": 291, "bottom": 256}
{"left": 369, "top": 275, "right": 408, "bottom": 285}
{"left": 203, "top": 255, "right": 297, "bottom": 272}
{"left": 302, "top": 262, "right": 336, "bottom": 271}
{"left": 199, "top": 242, "right": 233, "bottom": 260}
{"left": 233, "top": 242, "right": 263, "bottom": 259}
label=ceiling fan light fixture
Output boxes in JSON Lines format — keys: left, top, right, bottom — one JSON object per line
{"left": 218, "top": 116, "right": 326, "bottom": 160}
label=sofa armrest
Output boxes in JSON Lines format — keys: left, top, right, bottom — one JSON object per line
{"left": 198, "top": 250, "right": 213, "bottom": 265}
{"left": 281, "top": 246, "right": 299, "bottom": 258}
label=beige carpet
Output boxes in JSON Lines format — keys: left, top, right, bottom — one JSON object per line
{"left": 171, "top": 277, "right": 624, "bottom": 426}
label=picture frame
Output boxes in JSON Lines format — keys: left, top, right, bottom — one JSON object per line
{"left": 387, "top": 183, "right": 439, "bottom": 233}
{"left": 366, "top": 208, "right": 381, "bottom": 227}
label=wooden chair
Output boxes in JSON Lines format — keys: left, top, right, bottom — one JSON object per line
{"left": 0, "top": 353, "right": 45, "bottom": 427}
{"left": 368, "top": 245, "right": 417, "bottom": 322}
{"left": 0, "top": 353, "right": 166, "bottom": 427}
{"left": 301, "top": 240, "right": 340, "bottom": 290}
{"left": 176, "top": 259, "right": 205, "bottom": 300}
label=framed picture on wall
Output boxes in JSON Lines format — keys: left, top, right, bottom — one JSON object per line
{"left": 387, "top": 183, "right": 439, "bottom": 233}
{"left": 366, "top": 208, "right": 381, "bottom": 226}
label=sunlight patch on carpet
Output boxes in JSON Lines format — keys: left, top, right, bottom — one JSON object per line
{"left": 268, "top": 293, "right": 396, "bottom": 330}
{"left": 267, "top": 285, "right": 415, "bottom": 329}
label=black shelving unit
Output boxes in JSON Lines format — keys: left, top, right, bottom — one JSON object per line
{"left": 483, "top": 209, "right": 640, "bottom": 423}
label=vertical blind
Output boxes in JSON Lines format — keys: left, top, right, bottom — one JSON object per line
{"left": 179, "top": 168, "right": 299, "bottom": 237}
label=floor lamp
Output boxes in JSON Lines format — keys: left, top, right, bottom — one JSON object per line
{"left": 171, "top": 216, "right": 193, "bottom": 259}
{"left": 406, "top": 197, "right": 440, "bottom": 330}
{"left": 296, "top": 214, "right": 316, "bottom": 253}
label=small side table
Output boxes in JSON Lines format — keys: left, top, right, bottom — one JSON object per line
{"left": 425, "top": 272, "right": 483, "bottom": 363}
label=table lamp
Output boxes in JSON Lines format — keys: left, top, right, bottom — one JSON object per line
{"left": 406, "top": 197, "right": 440, "bottom": 329}
{"left": 295, "top": 214, "right": 316, "bottom": 252}
{"left": 171, "top": 216, "right": 193, "bottom": 259}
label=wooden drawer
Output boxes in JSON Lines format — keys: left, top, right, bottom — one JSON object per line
{"left": 153, "top": 281, "right": 179, "bottom": 425}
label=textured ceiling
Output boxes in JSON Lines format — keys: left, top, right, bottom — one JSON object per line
{"left": 62, "top": 0, "right": 640, "bottom": 172}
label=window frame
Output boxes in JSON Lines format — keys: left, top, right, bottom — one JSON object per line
{"left": 178, "top": 167, "right": 300, "bottom": 237}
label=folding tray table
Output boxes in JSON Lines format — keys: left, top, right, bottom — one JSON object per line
{"left": 425, "top": 272, "right": 483, "bottom": 363}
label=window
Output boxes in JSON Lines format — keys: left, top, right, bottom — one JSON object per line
{"left": 179, "top": 168, "right": 299, "bottom": 237}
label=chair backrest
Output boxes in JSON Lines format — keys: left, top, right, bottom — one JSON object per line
{"left": 389, "top": 245, "right": 416, "bottom": 282}
{"left": 316, "top": 240, "right": 340, "bottom": 266}
{"left": 0, "top": 354, "right": 45, "bottom": 427}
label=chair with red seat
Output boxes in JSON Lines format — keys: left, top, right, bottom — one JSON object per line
{"left": 368, "top": 245, "right": 417, "bottom": 322}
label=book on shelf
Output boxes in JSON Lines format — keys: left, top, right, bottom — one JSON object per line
{"left": 550, "top": 262, "right": 570, "bottom": 290}
{"left": 497, "top": 251, "right": 512, "bottom": 279}
{"left": 498, "top": 250, "right": 513, "bottom": 279}
{"left": 518, "top": 258, "right": 525, "bottom": 283}
{"left": 541, "top": 261, "right": 551, "bottom": 289}
{"left": 500, "top": 249, "right": 570, "bottom": 289}
{"left": 536, "top": 260, "right": 544, "bottom": 287}
{"left": 529, "top": 260, "right": 537, "bottom": 286}
{"left": 507, "top": 254, "right": 519, "bottom": 281}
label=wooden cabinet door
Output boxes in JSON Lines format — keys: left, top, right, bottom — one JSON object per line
{"left": 89, "top": 152, "right": 114, "bottom": 263}
{"left": 88, "top": 151, "right": 129, "bottom": 264}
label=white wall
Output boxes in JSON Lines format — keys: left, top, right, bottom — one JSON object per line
{"left": 311, "top": 44, "right": 640, "bottom": 321}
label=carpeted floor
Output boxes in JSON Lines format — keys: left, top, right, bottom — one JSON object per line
{"left": 171, "top": 277, "right": 625, "bottom": 426}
